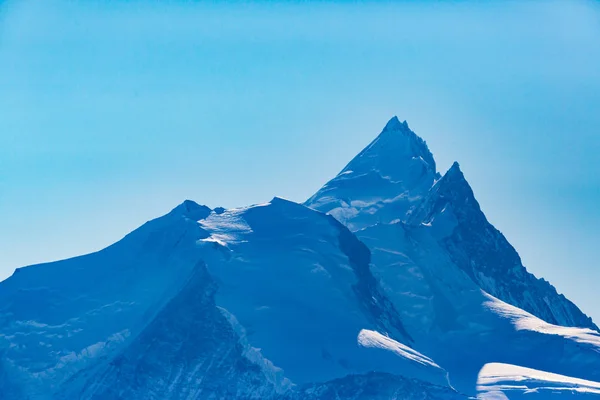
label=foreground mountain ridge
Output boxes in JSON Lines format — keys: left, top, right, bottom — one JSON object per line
{"left": 0, "top": 116, "right": 598, "bottom": 399}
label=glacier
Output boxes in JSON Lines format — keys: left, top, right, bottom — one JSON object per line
{"left": 0, "top": 116, "right": 598, "bottom": 399}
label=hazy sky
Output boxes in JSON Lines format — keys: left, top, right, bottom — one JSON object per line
{"left": 1, "top": 0, "right": 599, "bottom": 322}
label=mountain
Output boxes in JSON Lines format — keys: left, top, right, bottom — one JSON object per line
{"left": 307, "top": 117, "right": 597, "bottom": 331}
{"left": 0, "top": 198, "right": 460, "bottom": 399}
{"left": 1, "top": 116, "right": 598, "bottom": 399}
{"left": 306, "top": 117, "right": 439, "bottom": 231}
{"left": 408, "top": 161, "right": 597, "bottom": 330}
{"left": 477, "top": 363, "right": 600, "bottom": 399}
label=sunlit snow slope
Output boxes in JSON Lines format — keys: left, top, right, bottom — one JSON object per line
{"left": 477, "top": 363, "right": 600, "bottom": 399}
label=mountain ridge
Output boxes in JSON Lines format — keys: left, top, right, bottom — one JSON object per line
{"left": 0, "top": 116, "right": 598, "bottom": 399}
{"left": 307, "top": 118, "right": 596, "bottom": 331}
{"left": 408, "top": 160, "right": 597, "bottom": 330}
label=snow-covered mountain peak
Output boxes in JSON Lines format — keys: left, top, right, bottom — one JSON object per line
{"left": 408, "top": 161, "right": 476, "bottom": 227}
{"left": 308, "top": 116, "right": 597, "bottom": 332}
{"left": 268, "top": 196, "right": 300, "bottom": 207}
{"left": 409, "top": 161, "right": 599, "bottom": 331}
{"left": 305, "top": 117, "right": 439, "bottom": 230}
{"left": 438, "top": 162, "right": 471, "bottom": 195}
{"left": 341, "top": 116, "right": 436, "bottom": 178}
{"left": 446, "top": 161, "right": 462, "bottom": 177}
{"left": 169, "top": 199, "right": 212, "bottom": 221}
{"left": 381, "top": 115, "right": 412, "bottom": 135}
{"left": 382, "top": 115, "right": 404, "bottom": 130}
{"left": 432, "top": 161, "right": 467, "bottom": 190}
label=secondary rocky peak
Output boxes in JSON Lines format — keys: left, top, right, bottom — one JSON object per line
{"left": 408, "top": 161, "right": 480, "bottom": 227}
{"left": 409, "top": 162, "right": 599, "bottom": 331}
{"left": 436, "top": 162, "right": 471, "bottom": 197}
{"left": 446, "top": 161, "right": 462, "bottom": 176}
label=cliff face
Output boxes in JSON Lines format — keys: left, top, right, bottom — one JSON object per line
{"left": 409, "top": 161, "right": 597, "bottom": 330}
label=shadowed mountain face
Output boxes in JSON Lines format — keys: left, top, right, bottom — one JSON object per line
{"left": 0, "top": 117, "right": 598, "bottom": 399}
{"left": 408, "top": 162, "right": 597, "bottom": 330}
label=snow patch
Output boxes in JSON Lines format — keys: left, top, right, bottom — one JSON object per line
{"left": 477, "top": 362, "right": 600, "bottom": 397}
{"left": 198, "top": 208, "right": 253, "bottom": 247}
{"left": 357, "top": 329, "right": 439, "bottom": 368}
{"left": 484, "top": 294, "right": 600, "bottom": 348}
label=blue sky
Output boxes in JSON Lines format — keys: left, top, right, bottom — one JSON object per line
{"left": 1, "top": 0, "right": 599, "bottom": 321}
